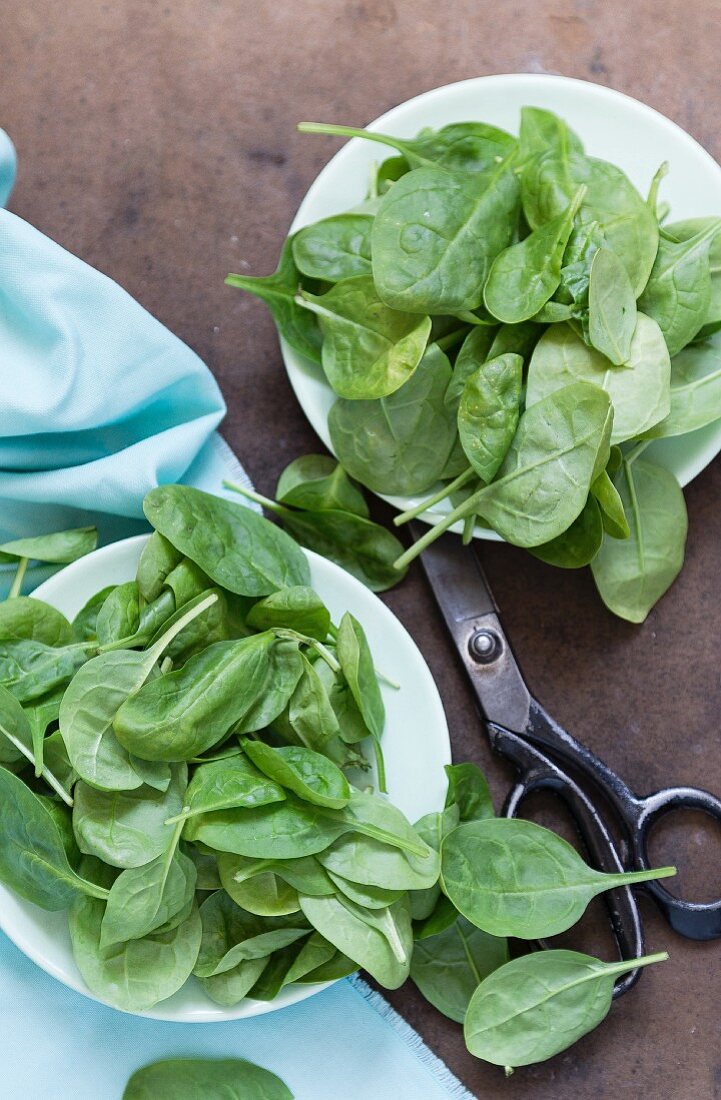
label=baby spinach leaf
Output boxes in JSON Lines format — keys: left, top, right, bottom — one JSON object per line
{"left": 184, "top": 797, "right": 350, "bottom": 859}
{"left": 319, "top": 834, "right": 440, "bottom": 893}
{"left": 69, "top": 890, "right": 202, "bottom": 1012}
{"left": 71, "top": 586, "right": 117, "bottom": 643}
{"left": 518, "top": 106, "right": 583, "bottom": 164}
{"left": 0, "top": 767, "right": 109, "bottom": 909}
{"left": 296, "top": 276, "right": 432, "bottom": 399}
{"left": 521, "top": 151, "right": 658, "bottom": 296}
{"left": 299, "top": 892, "right": 412, "bottom": 988}
{"left": 0, "top": 639, "right": 88, "bottom": 703}
{"left": 100, "top": 843, "right": 197, "bottom": 948}
{"left": 292, "top": 213, "right": 373, "bottom": 281}
{"left": 474, "top": 382, "right": 612, "bottom": 547}
{"left": 639, "top": 219, "right": 721, "bottom": 356}
{"left": 644, "top": 332, "right": 721, "bottom": 437}
{"left": 457, "top": 352, "right": 523, "bottom": 482}
{"left": 0, "top": 526, "right": 97, "bottom": 564}
{"left": 526, "top": 316, "right": 671, "bottom": 443}
{"left": 246, "top": 586, "right": 331, "bottom": 641}
{"left": 411, "top": 915, "right": 508, "bottom": 1023}
{"left": 664, "top": 216, "right": 721, "bottom": 328}
{"left": 95, "top": 582, "right": 141, "bottom": 646}
{"left": 72, "top": 766, "right": 187, "bottom": 868}
{"left": 591, "top": 458, "right": 688, "bottom": 622}
{"left": 329, "top": 343, "right": 458, "bottom": 495}
{"left": 0, "top": 684, "right": 71, "bottom": 801}
{"left": 0, "top": 597, "right": 72, "bottom": 646}
{"left": 588, "top": 247, "right": 637, "bottom": 365}
{"left": 276, "top": 454, "right": 369, "bottom": 517}
{"left": 441, "top": 817, "right": 675, "bottom": 938}
{"left": 217, "top": 851, "right": 334, "bottom": 899}
{"left": 444, "top": 762, "right": 494, "bottom": 822}
{"left": 60, "top": 595, "right": 216, "bottom": 789}
{"left": 136, "top": 532, "right": 183, "bottom": 603}
{"left": 529, "top": 495, "right": 604, "bottom": 568}
{"left": 222, "top": 871, "right": 301, "bottom": 917}
{"left": 123, "top": 1057, "right": 293, "bottom": 1100}
{"left": 287, "top": 653, "right": 342, "bottom": 752}
{"left": 144, "top": 485, "right": 310, "bottom": 596}
{"left": 464, "top": 949, "right": 667, "bottom": 1069}
{"left": 444, "top": 326, "right": 498, "bottom": 413}
{"left": 113, "top": 635, "right": 302, "bottom": 761}
{"left": 484, "top": 187, "right": 585, "bottom": 323}
{"left": 226, "top": 236, "right": 322, "bottom": 364}
{"left": 199, "top": 956, "right": 270, "bottom": 1007}
{"left": 169, "top": 756, "right": 286, "bottom": 825}
{"left": 336, "top": 612, "right": 385, "bottom": 785}
{"left": 327, "top": 871, "right": 403, "bottom": 910}
{"left": 591, "top": 469, "right": 630, "bottom": 539}
{"left": 195, "top": 890, "right": 308, "bottom": 978}
{"left": 242, "top": 740, "right": 351, "bottom": 809}
{"left": 299, "top": 119, "right": 515, "bottom": 173}
{"left": 371, "top": 156, "right": 520, "bottom": 313}
{"left": 267, "top": 506, "right": 407, "bottom": 593}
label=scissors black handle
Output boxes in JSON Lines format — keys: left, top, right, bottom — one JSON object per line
{"left": 490, "top": 722, "right": 645, "bottom": 996}
{"left": 525, "top": 699, "right": 721, "bottom": 941}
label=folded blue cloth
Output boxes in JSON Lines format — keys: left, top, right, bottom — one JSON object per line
{"left": 0, "top": 130, "right": 472, "bottom": 1100}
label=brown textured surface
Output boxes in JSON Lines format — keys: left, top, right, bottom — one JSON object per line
{"left": 3, "top": 2, "right": 721, "bottom": 1096}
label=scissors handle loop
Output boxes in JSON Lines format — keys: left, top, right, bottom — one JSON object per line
{"left": 631, "top": 785, "right": 721, "bottom": 941}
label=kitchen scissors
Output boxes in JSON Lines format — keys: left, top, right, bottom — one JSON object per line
{"left": 411, "top": 524, "right": 721, "bottom": 995}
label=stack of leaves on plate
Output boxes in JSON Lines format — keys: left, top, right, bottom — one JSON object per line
{"left": 228, "top": 106, "right": 721, "bottom": 622}
{"left": 0, "top": 485, "right": 673, "bottom": 1071}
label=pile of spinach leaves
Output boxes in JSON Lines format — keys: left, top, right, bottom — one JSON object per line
{"left": 229, "top": 107, "right": 721, "bottom": 622}
{"left": 0, "top": 486, "right": 672, "bottom": 1071}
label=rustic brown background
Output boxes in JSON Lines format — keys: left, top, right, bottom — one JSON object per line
{"left": 2, "top": 1, "right": 721, "bottom": 1096}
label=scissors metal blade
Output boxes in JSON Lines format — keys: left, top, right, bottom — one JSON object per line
{"left": 409, "top": 521, "right": 532, "bottom": 732}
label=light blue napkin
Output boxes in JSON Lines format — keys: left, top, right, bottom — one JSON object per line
{"left": 0, "top": 130, "right": 472, "bottom": 1100}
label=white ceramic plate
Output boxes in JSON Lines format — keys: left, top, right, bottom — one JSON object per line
{"left": 0, "top": 535, "right": 450, "bottom": 1022}
{"left": 284, "top": 73, "right": 721, "bottom": 539}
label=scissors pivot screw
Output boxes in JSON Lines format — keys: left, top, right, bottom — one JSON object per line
{"left": 469, "top": 628, "right": 502, "bottom": 664}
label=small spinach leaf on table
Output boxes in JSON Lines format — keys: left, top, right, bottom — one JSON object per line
{"left": 328, "top": 343, "right": 459, "bottom": 495}
{"left": 226, "top": 236, "right": 322, "bottom": 364}
{"left": 370, "top": 155, "right": 520, "bottom": 313}
{"left": 464, "top": 949, "right": 667, "bottom": 1069}
{"left": 123, "top": 1057, "right": 293, "bottom": 1100}
{"left": 276, "top": 454, "right": 369, "bottom": 517}
{"left": 591, "top": 457, "right": 688, "bottom": 623}
{"left": 411, "top": 915, "right": 508, "bottom": 1023}
{"left": 296, "top": 275, "right": 432, "bottom": 399}
{"left": 441, "top": 817, "right": 675, "bottom": 938}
